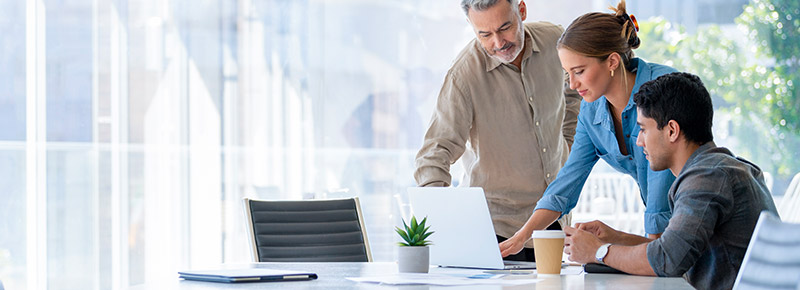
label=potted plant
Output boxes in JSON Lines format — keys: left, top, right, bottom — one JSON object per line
{"left": 395, "top": 215, "right": 434, "bottom": 273}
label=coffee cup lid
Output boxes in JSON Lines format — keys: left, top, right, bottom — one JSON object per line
{"left": 532, "top": 230, "right": 565, "bottom": 238}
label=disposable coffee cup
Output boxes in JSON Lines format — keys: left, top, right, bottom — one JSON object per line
{"left": 532, "top": 230, "right": 565, "bottom": 275}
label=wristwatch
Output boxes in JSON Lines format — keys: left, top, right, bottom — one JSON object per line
{"left": 595, "top": 243, "right": 612, "bottom": 264}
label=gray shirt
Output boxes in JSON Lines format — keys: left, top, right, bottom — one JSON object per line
{"left": 414, "top": 22, "right": 581, "bottom": 243}
{"left": 646, "top": 142, "right": 779, "bottom": 290}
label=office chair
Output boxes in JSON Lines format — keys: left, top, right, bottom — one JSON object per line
{"left": 778, "top": 172, "right": 800, "bottom": 223}
{"left": 733, "top": 211, "right": 800, "bottom": 290}
{"left": 243, "top": 197, "right": 373, "bottom": 262}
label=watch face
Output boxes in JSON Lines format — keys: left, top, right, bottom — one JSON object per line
{"left": 596, "top": 244, "right": 610, "bottom": 261}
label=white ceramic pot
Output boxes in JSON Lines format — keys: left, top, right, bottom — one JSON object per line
{"left": 397, "top": 246, "right": 430, "bottom": 273}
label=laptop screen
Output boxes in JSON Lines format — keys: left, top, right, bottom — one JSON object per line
{"left": 406, "top": 187, "right": 508, "bottom": 269}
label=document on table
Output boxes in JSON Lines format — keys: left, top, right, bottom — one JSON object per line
{"left": 347, "top": 273, "right": 540, "bottom": 286}
{"left": 481, "top": 266, "right": 583, "bottom": 276}
{"left": 558, "top": 266, "right": 585, "bottom": 275}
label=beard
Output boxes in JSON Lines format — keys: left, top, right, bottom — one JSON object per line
{"left": 645, "top": 151, "right": 670, "bottom": 172}
{"left": 489, "top": 23, "right": 525, "bottom": 64}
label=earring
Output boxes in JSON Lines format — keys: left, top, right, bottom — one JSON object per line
{"left": 611, "top": 70, "right": 615, "bottom": 77}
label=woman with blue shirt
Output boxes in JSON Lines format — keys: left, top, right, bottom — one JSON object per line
{"left": 499, "top": 0, "right": 677, "bottom": 257}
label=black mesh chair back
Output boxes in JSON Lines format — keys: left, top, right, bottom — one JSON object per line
{"left": 243, "top": 197, "right": 373, "bottom": 262}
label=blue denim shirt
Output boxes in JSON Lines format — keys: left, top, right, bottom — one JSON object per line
{"left": 534, "top": 58, "right": 676, "bottom": 234}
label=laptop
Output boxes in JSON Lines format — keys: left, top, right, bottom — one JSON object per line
{"left": 406, "top": 187, "right": 537, "bottom": 270}
{"left": 178, "top": 268, "right": 318, "bottom": 283}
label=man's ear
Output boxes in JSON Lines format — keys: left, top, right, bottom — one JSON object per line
{"left": 666, "top": 120, "right": 681, "bottom": 143}
{"left": 519, "top": 0, "right": 527, "bottom": 21}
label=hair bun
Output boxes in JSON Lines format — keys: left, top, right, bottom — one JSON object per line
{"left": 628, "top": 34, "right": 640, "bottom": 49}
{"left": 619, "top": 12, "right": 640, "bottom": 49}
{"left": 612, "top": 0, "right": 628, "bottom": 18}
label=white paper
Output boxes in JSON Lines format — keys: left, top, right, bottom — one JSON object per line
{"left": 557, "top": 266, "right": 585, "bottom": 275}
{"left": 347, "top": 273, "right": 540, "bottom": 286}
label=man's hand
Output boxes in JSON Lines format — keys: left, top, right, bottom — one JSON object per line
{"left": 563, "top": 225, "right": 604, "bottom": 264}
{"left": 575, "top": 220, "right": 620, "bottom": 243}
{"left": 499, "top": 232, "right": 527, "bottom": 257}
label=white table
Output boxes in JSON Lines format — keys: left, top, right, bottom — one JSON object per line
{"left": 127, "top": 262, "right": 694, "bottom": 289}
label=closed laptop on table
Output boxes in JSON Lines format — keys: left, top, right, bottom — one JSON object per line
{"left": 178, "top": 268, "right": 317, "bottom": 283}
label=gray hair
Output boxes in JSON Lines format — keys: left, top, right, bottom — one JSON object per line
{"left": 460, "top": 0, "right": 519, "bottom": 16}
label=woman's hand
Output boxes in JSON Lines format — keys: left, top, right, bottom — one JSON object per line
{"left": 499, "top": 232, "right": 528, "bottom": 257}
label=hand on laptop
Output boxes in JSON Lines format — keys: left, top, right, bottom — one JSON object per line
{"left": 498, "top": 233, "right": 526, "bottom": 257}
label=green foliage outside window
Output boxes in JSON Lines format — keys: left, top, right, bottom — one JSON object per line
{"left": 634, "top": 0, "right": 800, "bottom": 183}
{"left": 738, "top": 0, "right": 800, "bottom": 134}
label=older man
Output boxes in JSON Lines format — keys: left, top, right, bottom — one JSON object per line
{"left": 414, "top": 0, "right": 581, "bottom": 262}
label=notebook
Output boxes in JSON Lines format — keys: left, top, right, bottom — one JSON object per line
{"left": 406, "top": 187, "right": 537, "bottom": 270}
{"left": 178, "top": 268, "right": 318, "bottom": 283}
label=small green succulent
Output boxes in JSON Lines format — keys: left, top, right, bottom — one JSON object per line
{"left": 395, "top": 216, "right": 434, "bottom": 247}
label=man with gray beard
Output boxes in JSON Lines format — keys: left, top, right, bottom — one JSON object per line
{"left": 414, "top": 0, "right": 581, "bottom": 261}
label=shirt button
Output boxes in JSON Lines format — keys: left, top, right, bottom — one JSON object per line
{"left": 624, "top": 116, "right": 628, "bottom": 119}
{"left": 626, "top": 134, "right": 630, "bottom": 138}
{"left": 535, "top": 121, "right": 540, "bottom": 126}
{"left": 546, "top": 173, "right": 551, "bottom": 178}
{"left": 629, "top": 157, "right": 633, "bottom": 160}
{"left": 542, "top": 148, "right": 547, "bottom": 153}
{"left": 529, "top": 97, "right": 533, "bottom": 102}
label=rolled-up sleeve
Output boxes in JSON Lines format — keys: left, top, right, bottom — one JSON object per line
{"left": 643, "top": 168, "right": 675, "bottom": 234}
{"left": 646, "top": 170, "right": 733, "bottom": 276}
{"left": 561, "top": 74, "right": 582, "bottom": 148}
{"left": 414, "top": 71, "right": 473, "bottom": 187}
{"left": 535, "top": 114, "right": 598, "bottom": 216}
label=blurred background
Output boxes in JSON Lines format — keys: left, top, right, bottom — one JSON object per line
{"left": 0, "top": 0, "right": 797, "bottom": 289}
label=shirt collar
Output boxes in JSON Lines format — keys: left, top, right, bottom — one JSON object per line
{"left": 484, "top": 25, "right": 538, "bottom": 72}
{"left": 592, "top": 57, "right": 649, "bottom": 125}
{"left": 680, "top": 141, "right": 718, "bottom": 176}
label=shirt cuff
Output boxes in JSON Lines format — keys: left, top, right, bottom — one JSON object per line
{"left": 414, "top": 166, "right": 451, "bottom": 187}
{"left": 534, "top": 194, "right": 571, "bottom": 218}
{"left": 646, "top": 239, "right": 669, "bottom": 277}
{"left": 643, "top": 210, "right": 671, "bottom": 235}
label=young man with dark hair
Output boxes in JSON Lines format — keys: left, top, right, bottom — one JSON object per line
{"left": 562, "top": 72, "right": 778, "bottom": 290}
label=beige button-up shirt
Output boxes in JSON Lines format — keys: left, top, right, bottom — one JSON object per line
{"left": 414, "top": 22, "right": 581, "bottom": 245}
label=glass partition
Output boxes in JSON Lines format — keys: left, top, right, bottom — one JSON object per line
{"left": 0, "top": 0, "right": 796, "bottom": 289}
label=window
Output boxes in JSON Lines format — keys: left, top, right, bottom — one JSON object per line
{"left": 0, "top": 0, "right": 796, "bottom": 289}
